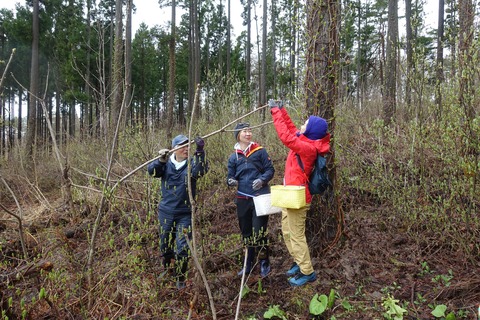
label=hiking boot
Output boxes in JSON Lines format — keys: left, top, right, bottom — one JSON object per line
{"left": 260, "top": 259, "right": 271, "bottom": 278}
{"left": 288, "top": 271, "right": 316, "bottom": 286}
{"left": 286, "top": 263, "right": 300, "bottom": 277}
{"left": 176, "top": 280, "right": 186, "bottom": 290}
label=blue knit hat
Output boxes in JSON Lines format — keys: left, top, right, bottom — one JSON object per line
{"left": 172, "top": 134, "right": 189, "bottom": 148}
{"left": 303, "top": 116, "right": 328, "bottom": 140}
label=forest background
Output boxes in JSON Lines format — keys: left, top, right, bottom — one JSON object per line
{"left": 0, "top": 0, "right": 479, "bottom": 319}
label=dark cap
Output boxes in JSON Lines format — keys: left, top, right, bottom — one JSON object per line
{"left": 233, "top": 122, "right": 250, "bottom": 141}
{"left": 172, "top": 134, "right": 189, "bottom": 148}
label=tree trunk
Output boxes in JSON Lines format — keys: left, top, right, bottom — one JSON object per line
{"left": 290, "top": 0, "right": 298, "bottom": 93}
{"left": 405, "top": 0, "right": 412, "bottom": 112}
{"left": 382, "top": 0, "right": 397, "bottom": 126}
{"left": 259, "top": 0, "right": 267, "bottom": 107}
{"left": 458, "top": 0, "right": 474, "bottom": 121}
{"left": 17, "top": 89, "right": 23, "bottom": 142}
{"left": 85, "top": 0, "right": 92, "bottom": 137}
{"left": 305, "top": 0, "right": 342, "bottom": 253}
{"left": 246, "top": 0, "right": 251, "bottom": 99}
{"left": 305, "top": 0, "right": 337, "bottom": 121}
{"left": 227, "top": 0, "right": 231, "bottom": 75}
{"left": 110, "top": 0, "right": 123, "bottom": 139}
{"left": 193, "top": 0, "right": 201, "bottom": 119}
{"left": 125, "top": 0, "right": 133, "bottom": 126}
{"left": 167, "top": 0, "right": 176, "bottom": 141}
{"left": 434, "top": 0, "right": 445, "bottom": 119}
{"left": 24, "top": 0, "right": 40, "bottom": 160}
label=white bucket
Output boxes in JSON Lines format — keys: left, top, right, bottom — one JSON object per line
{"left": 253, "top": 193, "right": 282, "bottom": 216}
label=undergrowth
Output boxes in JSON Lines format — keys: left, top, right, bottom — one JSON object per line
{"left": 1, "top": 89, "right": 479, "bottom": 319}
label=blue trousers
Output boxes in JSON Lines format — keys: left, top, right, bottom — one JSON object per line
{"left": 158, "top": 210, "right": 192, "bottom": 269}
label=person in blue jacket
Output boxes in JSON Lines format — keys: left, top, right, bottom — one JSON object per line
{"left": 227, "top": 122, "right": 275, "bottom": 278}
{"left": 148, "top": 134, "right": 208, "bottom": 289}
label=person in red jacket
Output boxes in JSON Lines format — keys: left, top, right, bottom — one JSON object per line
{"left": 269, "top": 99, "right": 331, "bottom": 286}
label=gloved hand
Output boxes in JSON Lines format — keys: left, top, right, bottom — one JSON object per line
{"left": 227, "top": 178, "right": 238, "bottom": 187}
{"left": 158, "top": 149, "right": 170, "bottom": 163}
{"left": 252, "top": 179, "right": 263, "bottom": 191}
{"left": 195, "top": 136, "right": 205, "bottom": 153}
{"left": 268, "top": 99, "right": 283, "bottom": 109}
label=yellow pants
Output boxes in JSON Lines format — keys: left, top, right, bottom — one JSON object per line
{"left": 281, "top": 203, "right": 314, "bottom": 275}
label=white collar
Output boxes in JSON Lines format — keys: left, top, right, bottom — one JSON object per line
{"left": 170, "top": 154, "right": 187, "bottom": 170}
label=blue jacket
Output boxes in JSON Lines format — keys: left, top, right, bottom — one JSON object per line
{"left": 227, "top": 142, "right": 274, "bottom": 197}
{"left": 148, "top": 152, "right": 208, "bottom": 214}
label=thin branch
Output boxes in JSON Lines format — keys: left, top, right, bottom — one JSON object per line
{"left": 0, "top": 48, "right": 16, "bottom": 94}
{"left": 0, "top": 177, "right": 28, "bottom": 259}
{"left": 111, "top": 103, "right": 269, "bottom": 193}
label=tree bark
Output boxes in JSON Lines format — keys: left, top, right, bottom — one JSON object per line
{"left": 305, "top": 0, "right": 342, "bottom": 253}
{"left": 125, "top": 0, "right": 133, "bottom": 126}
{"left": 24, "top": 0, "right": 40, "bottom": 160}
{"left": 383, "top": 0, "right": 398, "bottom": 125}
{"left": 167, "top": 0, "right": 176, "bottom": 140}
{"left": 110, "top": 0, "right": 124, "bottom": 140}
{"left": 434, "top": 0, "right": 445, "bottom": 119}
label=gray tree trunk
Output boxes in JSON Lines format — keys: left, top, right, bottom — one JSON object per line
{"left": 383, "top": 0, "right": 398, "bottom": 125}
{"left": 25, "top": 0, "right": 39, "bottom": 160}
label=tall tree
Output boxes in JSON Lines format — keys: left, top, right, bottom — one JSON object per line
{"left": 458, "top": 0, "right": 474, "bottom": 120}
{"left": 110, "top": 0, "right": 123, "bottom": 136}
{"left": 245, "top": 0, "right": 252, "bottom": 88}
{"left": 382, "top": 0, "right": 397, "bottom": 125}
{"left": 435, "top": 0, "right": 445, "bottom": 118}
{"left": 305, "top": 0, "right": 342, "bottom": 251}
{"left": 24, "top": 0, "right": 39, "bottom": 159}
{"left": 167, "top": 0, "right": 176, "bottom": 140}
{"left": 226, "top": 0, "right": 231, "bottom": 74}
{"left": 125, "top": 0, "right": 133, "bottom": 125}
{"left": 305, "top": 0, "right": 338, "bottom": 120}
{"left": 85, "top": 0, "right": 93, "bottom": 136}
{"left": 405, "top": 0, "right": 412, "bottom": 110}
{"left": 259, "top": 0, "right": 267, "bottom": 107}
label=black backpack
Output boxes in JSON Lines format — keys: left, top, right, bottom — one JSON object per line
{"left": 296, "top": 154, "right": 331, "bottom": 194}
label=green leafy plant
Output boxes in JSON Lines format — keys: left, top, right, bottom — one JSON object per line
{"left": 418, "top": 261, "right": 432, "bottom": 276}
{"left": 432, "top": 269, "right": 454, "bottom": 287}
{"left": 241, "top": 284, "right": 250, "bottom": 299}
{"left": 431, "top": 304, "right": 456, "bottom": 319}
{"left": 309, "top": 293, "right": 328, "bottom": 316}
{"left": 263, "top": 305, "right": 287, "bottom": 320}
{"left": 382, "top": 294, "right": 407, "bottom": 320}
{"left": 309, "top": 289, "right": 336, "bottom": 316}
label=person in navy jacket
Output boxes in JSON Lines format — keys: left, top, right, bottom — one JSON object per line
{"left": 148, "top": 134, "right": 208, "bottom": 289}
{"left": 227, "top": 122, "right": 275, "bottom": 278}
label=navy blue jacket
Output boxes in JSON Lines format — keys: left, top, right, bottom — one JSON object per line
{"left": 227, "top": 142, "right": 274, "bottom": 197}
{"left": 148, "top": 152, "right": 208, "bottom": 214}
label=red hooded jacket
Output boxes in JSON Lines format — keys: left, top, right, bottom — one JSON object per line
{"left": 271, "top": 107, "right": 331, "bottom": 203}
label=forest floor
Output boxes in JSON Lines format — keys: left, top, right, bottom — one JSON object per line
{"left": 1, "top": 185, "right": 479, "bottom": 320}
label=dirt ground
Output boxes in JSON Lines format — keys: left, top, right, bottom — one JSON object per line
{"left": 1, "top": 188, "right": 479, "bottom": 319}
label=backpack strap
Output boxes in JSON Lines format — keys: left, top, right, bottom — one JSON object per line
{"left": 295, "top": 154, "right": 310, "bottom": 182}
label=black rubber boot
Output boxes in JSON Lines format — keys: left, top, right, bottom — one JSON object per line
{"left": 175, "top": 259, "right": 188, "bottom": 289}
{"left": 159, "top": 255, "right": 174, "bottom": 279}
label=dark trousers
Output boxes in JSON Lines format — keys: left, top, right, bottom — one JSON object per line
{"left": 236, "top": 197, "right": 269, "bottom": 258}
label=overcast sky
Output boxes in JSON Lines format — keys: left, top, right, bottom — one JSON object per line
{"left": 2, "top": 0, "right": 438, "bottom": 37}
{"left": 1, "top": 0, "right": 247, "bottom": 37}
